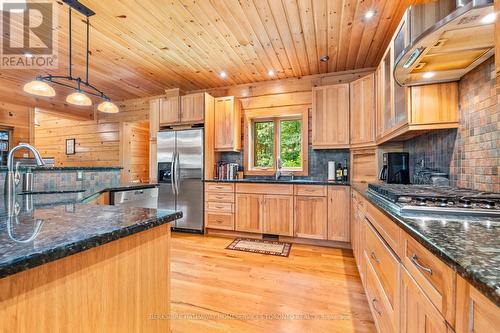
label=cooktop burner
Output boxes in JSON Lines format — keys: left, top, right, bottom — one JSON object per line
{"left": 368, "top": 184, "right": 500, "bottom": 217}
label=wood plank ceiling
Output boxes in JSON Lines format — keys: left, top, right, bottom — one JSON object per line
{"left": 0, "top": 0, "right": 418, "bottom": 117}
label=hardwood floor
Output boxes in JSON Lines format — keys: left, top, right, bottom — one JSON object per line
{"left": 171, "top": 233, "right": 376, "bottom": 333}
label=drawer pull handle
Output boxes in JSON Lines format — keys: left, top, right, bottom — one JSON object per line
{"left": 371, "top": 298, "right": 382, "bottom": 316}
{"left": 411, "top": 254, "right": 433, "bottom": 275}
{"left": 215, "top": 205, "right": 224, "bottom": 209}
{"left": 370, "top": 251, "right": 380, "bottom": 264}
{"left": 216, "top": 220, "right": 223, "bottom": 223}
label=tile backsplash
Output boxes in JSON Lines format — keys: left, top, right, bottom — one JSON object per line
{"left": 218, "top": 147, "right": 349, "bottom": 180}
{"left": 0, "top": 169, "right": 121, "bottom": 192}
{"left": 403, "top": 57, "right": 499, "bottom": 192}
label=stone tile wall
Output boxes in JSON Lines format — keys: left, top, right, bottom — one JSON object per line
{"left": 404, "top": 57, "right": 499, "bottom": 192}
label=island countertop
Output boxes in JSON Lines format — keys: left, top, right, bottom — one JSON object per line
{"left": 0, "top": 183, "right": 180, "bottom": 279}
{"left": 351, "top": 182, "right": 500, "bottom": 307}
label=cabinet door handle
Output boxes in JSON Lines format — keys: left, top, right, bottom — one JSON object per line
{"left": 411, "top": 254, "right": 433, "bottom": 275}
{"left": 370, "top": 251, "right": 380, "bottom": 264}
{"left": 371, "top": 298, "right": 382, "bottom": 316}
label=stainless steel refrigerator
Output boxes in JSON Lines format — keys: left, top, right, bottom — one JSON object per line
{"left": 157, "top": 128, "right": 204, "bottom": 233}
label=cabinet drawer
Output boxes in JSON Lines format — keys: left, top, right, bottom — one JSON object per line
{"left": 401, "top": 231, "right": 456, "bottom": 325}
{"left": 205, "top": 192, "right": 234, "bottom": 203}
{"left": 205, "top": 201, "right": 233, "bottom": 213}
{"left": 364, "top": 220, "right": 400, "bottom": 312}
{"left": 365, "top": 252, "right": 397, "bottom": 333}
{"left": 205, "top": 183, "right": 235, "bottom": 193}
{"left": 294, "top": 185, "right": 327, "bottom": 197}
{"left": 365, "top": 201, "right": 400, "bottom": 255}
{"left": 205, "top": 212, "right": 234, "bottom": 230}
{"left": 236, "top": 183, "right": 293, "bottom": 195}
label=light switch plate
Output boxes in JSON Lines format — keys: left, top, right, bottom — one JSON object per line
{"left": 76, "top": 171, "right": 84, "bottom": 181}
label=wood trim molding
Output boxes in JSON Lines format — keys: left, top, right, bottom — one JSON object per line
{"left": 243, "top": 106, "right": 309, "bottom": 176}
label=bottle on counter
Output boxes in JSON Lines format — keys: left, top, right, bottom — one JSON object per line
{"left": 343, "top": 159, "right": 348, "bottom": 182}
{"left": 335, "top": 162, "right": 343, "bottom": 182}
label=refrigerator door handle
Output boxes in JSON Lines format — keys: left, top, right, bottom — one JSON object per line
{"left": 171, "top": 152, "right": 177, "bottom": 195}
{"left": 175, "top": 152, "right": 181, "bottom": 194}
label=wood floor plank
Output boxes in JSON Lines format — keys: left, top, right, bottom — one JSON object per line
{"left": 170, "top": 233, "right": 376, "bottom": 333}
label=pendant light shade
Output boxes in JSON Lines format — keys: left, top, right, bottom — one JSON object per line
{"left": 23, "top": 80, "right": 56, "bottom": 97}
{"left": 97, "top": 100, "right": 119, "bottom": 113}
{"left": 66, "top": 91, "right": 92, "bottom": 106}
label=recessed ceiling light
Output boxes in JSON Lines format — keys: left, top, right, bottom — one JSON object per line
{"left": 364, "top": 10, "right": 375, "bottom": 19}
{"left": 219, "top": 71, "right": 227, "bottom": 78}
{"left": 423, "top": 72, "right": 435, "bottom": 79}
{"left": 24, "top": 53, "right": 33, "bottom": 58}
{"left": 268, "top": 70, "right": 274, "bottom": 76}
{"left": 320, "top": 55, "right": 329, "bottom": 62}
{"left": 481, "top": 12, "right": 496, "bottom": 24}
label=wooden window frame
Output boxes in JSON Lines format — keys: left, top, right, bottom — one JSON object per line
{"left": 244, "top": 106, "right": 308, "bottom": 176}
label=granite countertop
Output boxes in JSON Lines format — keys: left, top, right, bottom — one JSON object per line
{"left": 351, "top": 182, "right": 500, "bottom": 307}
{"left": 0, "top": 183, "right": 179, "bottom": 279}
{"left": 206, "top": 178, "right": 350, "bottom": 186}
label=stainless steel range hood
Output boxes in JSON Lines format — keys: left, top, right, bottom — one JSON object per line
{"left": 394, "top": 0, "right": 495, "bottom": 87}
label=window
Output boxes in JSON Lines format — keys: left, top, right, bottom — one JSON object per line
{"left": 254, "top": 121, "right": 274, "bottom": 168}
{"left": 245, "top": 108, "right": 308, "bottom": 176}
{"left": 280, "top": 119, "right": 301, "bottom": 168}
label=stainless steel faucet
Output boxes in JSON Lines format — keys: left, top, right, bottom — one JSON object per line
{"left": 275, "top": 158, "right": 282, "bottom": 180}
{"left": 5, "top": 143, "right": 45, "bottom": 200}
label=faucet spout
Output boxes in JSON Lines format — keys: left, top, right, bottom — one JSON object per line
{"left": 7, "top": 143, "right": 45, "bottom": 171}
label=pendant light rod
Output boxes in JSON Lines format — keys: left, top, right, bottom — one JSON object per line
{"left": 85, "top": 17, "right": 89, "bottom": 84}
{"left": 68, "top": 7, "right": 72, "bottom": 78}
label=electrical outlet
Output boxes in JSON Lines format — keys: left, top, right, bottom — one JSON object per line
{"left": 76, "top": 171, "right": 84, "bottom": 181}
{"left": 23, "top": 153, "right": 29, "bottom": 158}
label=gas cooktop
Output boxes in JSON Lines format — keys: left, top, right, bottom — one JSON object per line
{"left": 368, "top": 184, "right": 500, "bottom": 217}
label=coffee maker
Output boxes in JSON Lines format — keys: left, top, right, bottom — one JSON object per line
{"left": 379, "top": 152, "right": 410, "bottom": 184}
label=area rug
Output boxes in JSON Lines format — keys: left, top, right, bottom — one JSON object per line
{"left": 226, "top": 238, "right": 292, "bottom": 257}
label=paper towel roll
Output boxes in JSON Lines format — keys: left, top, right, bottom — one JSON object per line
{"left": 328, "top": 161, "right": 336, "bottom": 181}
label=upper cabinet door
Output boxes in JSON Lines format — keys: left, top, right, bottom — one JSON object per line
{"left": 312, "top": 84, "right": 350, "bottom": 149}
{"left": 350, "top": 74, "right": 375, "bottom": 147}
{"left": 214, "top": 96, "right": 241, "bottom": 152}
{"left": 159, "top": 96, "right": 180, "bottom": 125}
{"left": 181, "top": 93, "right": 204, "bottom": 124}
{"left": 392, "top": 18, "right": 409, "bottom": 129}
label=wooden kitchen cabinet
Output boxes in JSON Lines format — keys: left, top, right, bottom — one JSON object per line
{"left": 312, "top": 84, "right": 350, "bottom": 149}
{"left": 327, "top": 186, "right": 350, "bottom": 242}
{"left": 294, "top": 196, "right": 327, "bottom": 240}
{"left": 375, "top": 11, "right": 458, "bottom": 144}
{"left": 456, "top": 275, "right": 499, "bottom": 333}
{"left": 235, "top": 193, "right": 262, "bottom": 233}
{"left": 159, "top": 95, "right": 180, "bottom": 125}
{"left": 214, "top": 96, "right": 241, "bottom": 152}
{"left": 149, "top": 98, "right": 160, "bottom": 140}
{"left": 205, "top": 183, "right": 235, "bottom": 231}
{"left": 262, "top": 195, "right": 294, "bottom": 236}
{"left": 400, "top": 267, "right": 448, "bottom": 333}
{"left": 350, "top": 74, "right": 376, "bottom": 148}
{"left": 181, "top": 92, "right": 204, "bottom": 123}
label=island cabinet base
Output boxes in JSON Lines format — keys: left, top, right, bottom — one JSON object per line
{"left": 0, "top": 224, "right": 171, "bottom": 333}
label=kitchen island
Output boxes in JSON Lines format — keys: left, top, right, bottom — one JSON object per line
{"left": 0, "top": 187, "right": 181, "bottom": 332}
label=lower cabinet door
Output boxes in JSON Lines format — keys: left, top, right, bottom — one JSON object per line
{"left": 400, "top": 267, "right": 448, "bottom": 333}
{"left": 456, "top": 275, "right": 499, "bottom": 333}
{"left": 235, "top": 194, "right": 263, "bottom": 233}
{"left": 294, "top": 196, "right": 327, "bottom": 239}
{"left": 262, "top": 195, "right": 294, "bottom": 236}
{"left": 327, "top": 186, "right": 351, "bottom": 241}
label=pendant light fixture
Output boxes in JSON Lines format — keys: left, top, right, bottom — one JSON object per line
{"left": 23, "top": 0, "right": 119, "bottom": 113}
